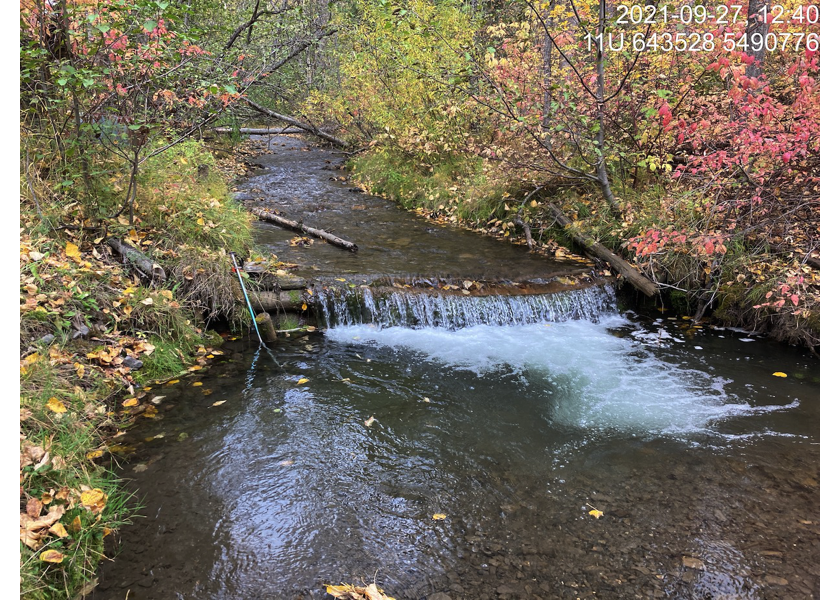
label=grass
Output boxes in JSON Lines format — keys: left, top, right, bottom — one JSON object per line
{"left": 20, "top": 134, "right": 259, "bottom": 598}
{"left": 350, "top": 147, "right": 507, "bottom": 222}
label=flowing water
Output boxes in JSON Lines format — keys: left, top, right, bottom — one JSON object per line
{"left": 92, "top": 137, "right": 819, "bottom": 600}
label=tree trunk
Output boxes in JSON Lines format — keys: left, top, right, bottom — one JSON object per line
{"left": 243, "top": 98, "right": 348, "bottom": 148}
{"left": 106, "top": 238, "right": 166, "bottom": 284}
{"left": 595, "top": 0, "right": 622, "bottom": 219}
{"left": 549, "top": 205, "right": 658, "bottom": 297}
{"left": 213, "top": 127, "right": 307, "bottom": 135}
{"left": 746, "top": 0, "right": 770, "bottom": 79}
{"left": 249, "top": 207, "right": 358, "bottom": 251}
{"left": 237, "top": 289, "right": 308, "bottom": 312}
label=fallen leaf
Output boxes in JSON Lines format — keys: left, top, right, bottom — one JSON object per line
{"left": 140, "top": 297, "right": 154, "bottom": 305}
{"left": 80, "top": 489, "right": 107, "bottom": 514}
{"left": 773, "top": 372, "right": 788, "bottom": 378}
{"left": 39, "top": 550, "right": 65, "bottom": 563}
{"left": 586, "top": 503, "right": 604, "bottom": 519}
{"left": 211, "top": 400, "right": 226, "bottom": 407}
{"left": 86, "top": 450, "right": 105, "bottom": 460}
{"left": 364, "top": 416, "right": 376, "bottom": 427}
{"left": 432, "top": 513, "right": 447, "bottom": 520}
{"left": 26, "top": 498, "right": 43, "bottom": 518}
{"left": 166, "top": 379, "right": 180, "bottom": 385}
{"left": 68, "top": 515, "right": 81, "bottom": 533}
{"left": 297, "top": 378, "right": 309, "bottom": 385}
{"left": 65, "top": 242, "right": 81, "bottom": 260}
{"left": 46, "top": 397, "right": 67, "bottom": 413}
{"left": 49, "top": 523, "right": 68, "bottom": 538}
{"left": 122, "top": 398, "right": 139, "bottom": 407}
{"left": 192, "top": 381, "right": 203, "bottom": 387}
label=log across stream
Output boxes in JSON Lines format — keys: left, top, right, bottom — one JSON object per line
{"left": 91, "top": 136, "right": 820, "bottom": 600}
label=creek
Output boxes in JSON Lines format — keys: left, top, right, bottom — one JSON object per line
{"left": 92, "top": 136, "right": 819, "bottom": 600}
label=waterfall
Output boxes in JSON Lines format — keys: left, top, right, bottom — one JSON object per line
{"left": 312, "top": 283, "right": 617, "bottom": 329}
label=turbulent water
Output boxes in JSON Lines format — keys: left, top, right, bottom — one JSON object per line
{"left": 314, "top": 285, "right": 617, "bottom": 329}
{"left": 91, "top": 136, "right": 819, "bottom": 600}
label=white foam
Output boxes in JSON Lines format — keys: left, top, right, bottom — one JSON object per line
{"left": 327, "top": 319, "right": 797, "bottom": 437}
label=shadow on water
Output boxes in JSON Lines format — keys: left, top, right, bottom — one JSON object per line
{"left": 92, "top": 136, "right": 818, "bottom": 600}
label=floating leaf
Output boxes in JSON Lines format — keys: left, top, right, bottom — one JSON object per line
{"left": 188, "top": 365, "right": 203, "bottom": 371}
{"left": 46, "top": 397, "right": 67, "bottom": 413}
{"left": 192, "top": 381, "right": 203, "bottom": 386}
{"left": 39, "top": 550, "right": 65, "bottom": 563}
{"left": 364, "top": 416, "right": 376, "bottom": 427}
{"left": 588, "top": 508, "right": 604, "bottom": 519}
{"left": 773, "top": 372, "right": 788, "bottom": 378}
{"left": 122, "top": 398, "right": 139, "bottom": 407}
{"left": 297, "top": 378, "right": 309, "bottom": 385}
{"left": 166, "top": 379, "right": 180, "bottom": 385}
{"left": 432, "top": 513, "right": 447, "bottom": 520}
{"left": 211, "top": 400, "right": 226, "bottom": 407}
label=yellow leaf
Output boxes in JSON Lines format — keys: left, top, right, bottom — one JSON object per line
{"left": 432, "top": 513, "right": 447, "bottom": 520}
{"left": 211, "top": 400, "right": 226, "bottom": 407}
{"left": 588, "top": 509, "right": 603, "bottom": 518}
{"left": 336, "top": 278, "right": 346, "bottom": 282}
{"left": 122, "top": 398, "right": 139, "bottom": 407}
{"left": 39, "top": 550, "right": 65, "bottom": 563}
{"left": 65, "top": 242, "right": 81, "bottom": 259}
{"left": 80, "top": 489, "right": 107, "bottom": 513}
{"left": 49, "top": 523, "right": 69, "bottom": 538}
{"left": 86, "top": 450, "right": 105, "bottom": 460}
{"left": 74, "top": 363, "right": 85, "bottom": 378}
{"left": 325, "top": 584, "right": 356, "bottom": 597}
{"left": 196, "top": 218, "right": 205, "bottom": 226}
{"left": 68, "top": 515, "right": 81, "bottom": 533}
{"left": 773, "top": 372, "right": 788, "bottom": 378}
{"left": 297, "top": 378, "right": 309, "bottom": 385}
{"left": 192, "top": 381, "right": 203, "bottom": 387}
{"left": 166, "top": 379, "right": 180, "bottom": 385}
{"left": 301, "top": 303, "right": 308, "bottom": 311}
{"left": 46, "top": 397, "right": 67, "bottom": 413}
{"left": 188, "top": 365, "right": 203, "bottom": 371}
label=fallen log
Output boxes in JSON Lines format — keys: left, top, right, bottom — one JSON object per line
{"left": 235, "top": 289, "right": 307, "bottom": 312}
{"left": 213, "top": 127, "right": 307, "bottom": 135}
{"left": 106, "top": 238, "right": 166, "bottom": 284}
{"left": 243, "top": 98, "right": 348, "bottom": 148}
{"left": 250, "top": 208, "right": 358, "bottom": 252}
{"left": 548, "top": 206, "right": 658, "bottom": 297}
